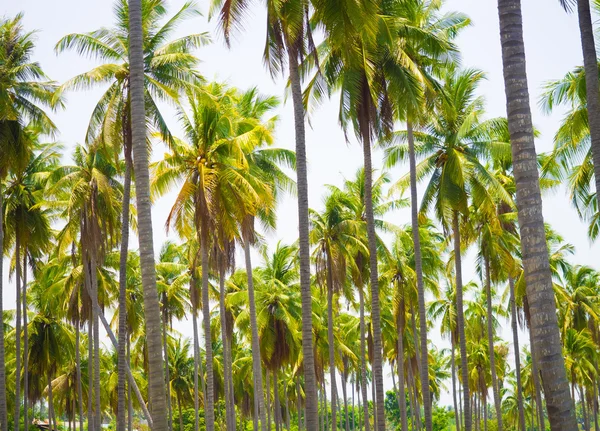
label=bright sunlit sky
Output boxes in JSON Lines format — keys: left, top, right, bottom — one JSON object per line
{"left": 3, "top": 0, "right": 599, "bottom": 407}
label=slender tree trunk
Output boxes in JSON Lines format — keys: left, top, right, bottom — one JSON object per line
{"left": 484, "top": 258, "right": 503, "bottom": 431}
{"left": 351, "top": 376, "right": 355, "bottom": 431}
{"left": 47, "top": 373, "right": 54, "bottom": 431}
{"left": 127, "top": 337, "right": 133, "bottom": 431}
{"left": 286, "top": 45, "right": 319, "bottom": 431}
{"left": 178, "top": 395, "right": 183, "bottom": 431}
{"left": 341, "top": 367, "right": 349, "bottom": 431}
{"left": 594, "top": 381, "right": 599, "bottom": 431}
{"left": 407, "top": 365, "right": 417, "bottom": 431}
{"left": 267, "top": 371, "right": 272, "bottom": 431}
{"left": 370, "top": 372, "right": 376, "bottom": 431}
{"left": 528, "top": 321, "right": 545, "bottom": 431}
{"left": 452, "top": 212, "right": 471, "bottom": 431}
{"left": 0, "top": 183, "right": 7, "bottom": 431}
{"left": 128, "top": 1, "right": 167, "bottom": 429}
{"left": 199, "top": 226, "right": 215, "bottom": 431}
{"left": 15, "top": 235, "right": 22, "bottom": 431}
{"left": 458, "top": 366, "right": 463, "bottom": 431}
{"left": 88, "top": 317, "right": 94, "bottom": 431}
{"left": 90, "top": 254, "right": 101, "bottom": 431}
{"left": 576, "top": 0, "right": 600, "bottom": 212}
{"left": 582, "top": 386, "right": 590, "bottom": 431}
{"left": 451, "top": 341, "right": 460, "bottom": 431}
{"left": 397, "top": 302, "right": 408, "bottom": 431}
{"left": 357, "top": 288, "right": 370, "bottom": 431}
{"left": 243, "top": 238, "right": 267, "bottom": 431}
{"left": 284, "top": 380, "right": 290, "bottom": 431}
{"left": 412, "top": 365, "right": 422, "bottom": 431}
{"left": 509, "top": 278, "right": 526, "bottom": 431}
{"left": 117, "top": 160, "right": 131, "bottom": 431}
{"left": 296, "top": 379, "right": 302, "bottom": 431}
{"left": 361, "top": 132, "right": 385, "bottom": 431}
{"left": 22, "top": 253, "right": 28, "bottom": 431}
{"left": 497, "top": 1, "right": 577, "bottom": 428}
{"left": 162, "top": 307, "right": 173, "bottom": 431}
{"left": 326, "top": 257, "right": 338, "bottom": 431}
{"left": 323, "top": 381, "right": 329, "bottom": 431}
{"left": 357, "top": 376, "right": 362, "bottom": 431}
{"left": 76, "top": 321, "right": 84, "bottom": 431}
{"left": 192, "top": 311, "right": 200, "bottom": 431}
{"left": 274, "top": 370, "right": 281, "bottom": 431}
{"left": 218, "top": 265, "right": 235, "bottom": 431}
{"left": 407, "top": 120, "right": 432, "bottom": 431}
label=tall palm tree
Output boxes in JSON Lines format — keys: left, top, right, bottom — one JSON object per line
{"left": 496, "top": 0, "right": 577, "bottom": 428}
{"left": 128, "top": 0, "right": 166, "bottom": 427}
{"left": 211, "top": 0, "right": 320, "bottom": 425}
{"left": 55, "top": 3, "right": 208, "bottom": 427}
{"left": 0, "top": 15, "right": 60, "bottom": 430}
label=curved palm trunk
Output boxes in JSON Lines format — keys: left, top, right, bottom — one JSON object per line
{"left": 497, "top": 1, "right": 577, "bottom": 428}
{"left": 266, "top": 371, "right": 272, "bottom": 431}
{"left": 0, "top": 185, "right": 7, "bottom": 431}
{"left": 242, "top": 238, "right": 267, "bottom": 431}
{"left": 508, "top": 278, "right": 526, "bottom": 431}
{"left": 396, "top": 302, "right": 408, "bottom": 431}
{"left": 117, "top": 156, "right": 131, "bottom": 431}
{"left": 15, "top": 235, "right": 22, "bottom": 431}
{"left": 576, "top": 0, "right": 600, "bottom": 211}
{"left": 407, "top": 121, "right": 432, "bottom": 431}
{"left": 22, "top": 253, "right": 29, "bottom": 431}
{"left": 357, "top": 287, "right": 370, "bottom": 431}
{"left": 451, "top": 340, "right": 460, "bottom": 431}
{"left": 326, "top": 256, "right": 338, "bottom": 431}
{"left": 218, "top": 265, "right": 235, "bottom": 431}
{"left": 192, "top": 311, "right": 200, "bottom": 431}
{"left": 286, "top": 46, "right": 319, "bottom": 431}
{"left": 452, "top": 213, "right": 471, "bottom": 431}
{"left": 118, "top": 160, "right": 131, "bottom": 431}
{"left": 128, "top": 1, "right": 168, "bottom": 429}
{"left": 127, "top": 337, "right": 133, "bottom": 431}
{"left": 483, "top": 258, "right": 502, "bottom": 431}
{"left": 199, "top": 229, "right": 215, "bottom": 431}
{"left": 88, "top": 317, "right": 94, "bottom": 431}
{"left": 361, "top": 131, "right": 386, "bottom": 431}
{"left": 274, "top": 370, "right": 282, "bottom": 431}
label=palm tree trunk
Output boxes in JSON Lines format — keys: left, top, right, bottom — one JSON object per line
{"left": 128, "top": 0, "right": 167, "bottom": 428}
{"left": 407, "top": 365, "right": 417, "bottom": 431}
{"left": 242, "top": 238, "right": 267, "bottom": 431}
{"left": 284, "top": 380, "right": 290, "bottom": 431}
{"left": 594, "top": 381, "right": 599, "bottom": 431}
{"left": 576, "top": 0, "right": 600, "bottom": 212}
{"left": 76, "top": 321, "right": 84, "bottom": 431}
{"left": 458, "top": 365, "right": 463, "bottom": 430}
{"left": 90, "top": 253, "right": 101, "bottom": 431}
{"left": 527, "top": 319, "right": 545, "bottom": 431}
{"left": 218, "top": 265, "right": 235, "bottom": 431}
{"left": 508, "top": 278, "right": 525, "bottom": 431}
{"left": 274, "top": 370, "right": 282, "bottom": 431}
{"left": 88, "top": 318, "right": 94, "bottom": 431}
{"left": 497, "top": 1, "right": 577, "bottom": 428}
{"left": 0, "top": 183, "right": 7, "bottom": 431}
{"left": 582, "top": 386, "right": 590, "bottom": 431}
{"left": 192, "top": 311, "right": 200, "bottom": 431}
{"left": 162, "top": 307, "right": 173, "bottom": 431}
{"left": 323, "top": 380, "right": 329, "bottom": 431}
{"left": 341, "top": 366, "right": 349, "bottom": 431}
{"left": 15, "top": 234, "right": 22, "bottom": 431}
{"left": 351, "top": 376, "right": 355, "bottom": 431}
{"left": 370, "top": 373, "right": 376, "bottom": 431}
{"left": 326, "top": 257, "right": 338, "bottom": 431}
{"left": 22, "top": 252, "right": 29, "bottom": 431}
{"left": 47, "top": 373, "right": 54, "bottom": 431}
{"left": 296, "top": 379, "right": 303, "bottom": 431}
{"left": 451, "top": 340, "right": 460, "bottom": 431}
{"left": 484, "top": 257, "right": 502, "bottom": 431}
{"left": 361, "top": 131, "right": 385, "bottom": 431}
{"left": 452, "top": 212, "right": 471, "bottom": 431}
{"left": 267, "top": 371, "right": 272, "bottom": 431}
{"left": 357, "top": 287, "right": 370, "bottom": 431}
{"left": 199, "top": 226, "right": 215, "bottom": 431}
{"left": 117, "top": 160, "right": 131, "bottom": 431}
{"left": 286, "top": 45, "right": 319, "bottom": 431}
{"left": 127, "top": 337, "right": 133, "bottom": 431}
{"left": 407, "top": 120, "right": 432, "bottom": 431}
{"left": 396, "top": 302, "right": 408, "bottom": 431}
{"left": 412, "top": 364, "right": 422, "bottom": 431}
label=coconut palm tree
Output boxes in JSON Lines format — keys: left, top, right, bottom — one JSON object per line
{"left": 497, "top": 0, "right": 577, "bottom": 428}
{"left": 0, "top": 15, "right": 60, "bottom": 429}
{"left": 55, "top": 3, "right": 208, "bottom": 427}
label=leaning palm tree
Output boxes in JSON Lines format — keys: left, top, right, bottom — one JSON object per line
{"left": 496, "top": 0, "right": 577, "bottom": 428}
{"left": 210, "top": 0, "right": 320, "bottom": 424}
{"left": 0, "top": 15, "right": 60, "bottom": 430}
{"left": 55, "top": 2, "right": 208, "bottom": 427}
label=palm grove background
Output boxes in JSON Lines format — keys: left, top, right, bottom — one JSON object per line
{"left": 2, "top": 0, "right": 600, "bottom": 431}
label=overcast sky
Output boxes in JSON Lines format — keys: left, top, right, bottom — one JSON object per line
{"left": 3, "top": 0, "right": 599, "bottom": 406}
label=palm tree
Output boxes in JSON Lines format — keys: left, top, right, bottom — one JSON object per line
{"left": 55, "top": 3, "right": 208, "bottom": 427}
{"left": 211, "top": 0, "right": 320, "bottom": 424}
{"left": 0, "top": 15, "right": 60, "bottom": 430}
{"left": 558, "top": 0, "right": 600, "bottom": 214}
{"left": 496, "top": 0, "right": 577, "bottom": 428}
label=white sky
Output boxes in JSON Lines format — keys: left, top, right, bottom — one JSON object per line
{"left": 3, "top": 0, "right": 600, "bottom": 408}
